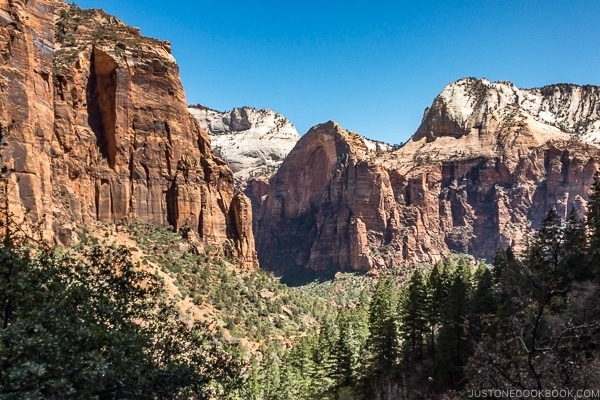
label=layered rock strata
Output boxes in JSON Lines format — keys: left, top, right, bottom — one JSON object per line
{"left": 0, "top": 0, "right": 256, "bottom": 266}
{"left": 257, "top": 79, "right": 600, "bottom": 279}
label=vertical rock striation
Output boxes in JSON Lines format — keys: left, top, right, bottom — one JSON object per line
{"left": 257, "top": 79, "right": 600, "bottom": 280}
{"left": 0, "top": 0, "right": 256, "bottom": 266}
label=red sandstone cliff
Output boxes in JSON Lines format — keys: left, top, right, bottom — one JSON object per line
{"left": 0, "top": 0, "right": 256, "bottom": 266}
{"left": 257, "top": 79, "right": 600, "bottom": 279}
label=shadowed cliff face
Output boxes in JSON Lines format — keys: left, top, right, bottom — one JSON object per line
{"left": 0, "top": 0, "right": 256, "bottom": 267}
{"left": 257, "top": 79, "right": 600, "bottom": 282}
{"left": 257, "top": 121, "right": 393, "bottom": 282}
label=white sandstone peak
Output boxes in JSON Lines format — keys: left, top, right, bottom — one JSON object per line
{"left": 189, "top": 105, "right": 300, "bottom": 185}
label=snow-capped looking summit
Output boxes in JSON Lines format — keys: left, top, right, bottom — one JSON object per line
{"left": 414, "top": 78, "right": 600, "bottom": 145}
{"left": 189, "top": 106, "right": 300, "bottom": 184}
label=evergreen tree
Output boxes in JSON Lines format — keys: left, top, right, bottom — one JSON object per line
{"left": 492, "top": 245, "right": 507, "bottom": 283}
{"left": 264, "top": 348, "right": 283, "bottom": 399}
{"left": 587, "top": 172, "right": 600, "bottom": 245}
{"left": 333, "top": 311, "right": 362, "bottom": 387}
{"left": 425, "top": 262, "right": 450, "bottom": 358}
{"left": 525, "top": 209, "right": 575, "bottom": 308}
{"left": 587, "top": 171, "right": 600, "bottom": 279}
{"left": 562, "top": 208, "right": 589, "bottom": 282}
{"left": 469, "top": 262, "right": 496, "bottom": 341}
{"left": 398, "top": 271, "right": 428, "bottom": 362}
{"left": 367, "top": 277, "right": 399, "bottom": 376}
{"left": 433, "top": 258, "right": 472, "bottom": 389}
{"left": 244, "top": 355, "right": 265, "bottom": 400}
{"left": 314, "top": 319, "right": 339, "bottom": 395}
{"left": 495, "top": 245, "right": 521, "bottom": 307}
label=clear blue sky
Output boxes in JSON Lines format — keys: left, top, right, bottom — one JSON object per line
{"left": 74, "top": 0, "right": 600, "bottom": 144}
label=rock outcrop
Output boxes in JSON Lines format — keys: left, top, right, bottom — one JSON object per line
{"left": 257, "top": 78, "right": 600, "bottom": 280}
{"left": 0, "top": 0, "right": 256, "bottom": 267}
{"left": 188, "top": 105, "right": 300, "bottom": 186}
{"left": 189, "top": 105, "right": 300, "bottom": 232}
{"left": 190, "top": 105, "right": 397, "bottom": 236}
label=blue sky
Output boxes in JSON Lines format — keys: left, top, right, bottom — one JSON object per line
{"left": 74, "top": 0, "right": 600, "bottom": 144}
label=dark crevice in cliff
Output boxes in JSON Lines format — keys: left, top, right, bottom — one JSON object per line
{"left": 94, "top": 179, "right": 100, "bottom": 220}
{"left": 197, "top": 208, "right": 204, "bottom": 238}
{"left": 226, "top": 201, "right": 240, "bottom": 244}
{"left": 166, "top": 179, "right": 178, "bottom": 229}
{"left": 87, "top": 47, "right": 117, "bottom": 169}
{"left": 155, "top": 120, "right": 172, "bottom": 175}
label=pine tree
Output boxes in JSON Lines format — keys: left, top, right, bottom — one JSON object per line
{"left": 525, "top": 209, "right": 573, "bottom": 306}
{"left": 492, "top": 245, "right": 507, "bottom": 283}
{"left": 469, "top": 262, "right": 496, "bottom": 341}
{"left": 562, "top": 208, "right": 589, "bottom": 282}
{"left": 264, "top": 349, "right": 282, "bottom": 399}
{"left": 587, "top": 171, "right": 600, "bottom": 279}
{"left": 426, "top": 262, "right": 450, "bottom": 358}
{"left": 333, "top": 310, "right": 366, "bottom": 389}
{"left": 433, "top": 258, "right": 472, "bottom": 389}
{"left": 314, "top": 318, "right": 339, "bottom": 395}
{"left": 398, "top": 270, "right": 428, "bottom": 362}
{"left": 367, "top": 277, "right": 399, "bottom": 376}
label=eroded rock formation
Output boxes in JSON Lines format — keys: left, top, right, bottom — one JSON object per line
{"left": 188, "top": 106, "right": 300, "bottom": 185}
{"left": 189, "top": 105, "right": 300, "bottom": 233}
{"left": 257, "top": 79, "right": 600, "bottom": 280}
{"left": 0, "top": 0, "right": 256, "bottom": 266}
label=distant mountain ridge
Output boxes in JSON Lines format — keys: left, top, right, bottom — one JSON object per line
{"left": 189, "top": 105, "right": 396, "bottom": 185}
{"left": 415, "top": 78, "right": 600, "bottom": 146}
{"left": 256, "top": 78, "right": 600, "bottom": 281}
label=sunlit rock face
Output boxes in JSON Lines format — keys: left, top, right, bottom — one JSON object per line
{"left": 256, "top": 79, "right": 600, "bottom": 281}
{"left": 189, "top": 106, "right": 300, "bottom": 185}
{"left": 0, "top": 0, "right": 256, "bottom": 267}
{"left": 189, "top": 105, "right": 300, "bottom": 234}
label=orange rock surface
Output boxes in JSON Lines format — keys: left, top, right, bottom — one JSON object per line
{"left": 0, "top": 0, "right": 256, "bottom": 266}
{"left": 257, "top": 79, "right": 600, "bottom": 278}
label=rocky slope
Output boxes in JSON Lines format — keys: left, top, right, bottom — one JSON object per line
{"left": 257, "top": 78, "right": 600, "bottom": 280}
{"left": 0, "top": 0, "right": 256, "bottom": 266}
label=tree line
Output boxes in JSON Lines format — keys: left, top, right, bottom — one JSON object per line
{"left": 2, "top": 172, "right": 600, "bottom": 398}
{"left": 246, "top": 176, "right": 600, "bottom": 399}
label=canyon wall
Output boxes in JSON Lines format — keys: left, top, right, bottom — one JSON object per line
{"left": 0, "top": 0, "right": 255, "bottom": 266}
{"left": 257, "top": 79, "right": 600, "bottom": 280}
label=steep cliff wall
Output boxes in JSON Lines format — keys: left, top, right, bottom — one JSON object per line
{"left": 0, "top": 0, "right": 256, "bottom": 266}
{"left": 0, "top": 0, "right": 57, "bottom": 239}
{"left": 189, "top": 105, "right": 300, "bottom": 234}
{"left": 257, "top": 79, "right": 600, "bottom": 280}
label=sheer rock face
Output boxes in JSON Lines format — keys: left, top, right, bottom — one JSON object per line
{"left": 257, "top": 121, "right": 395, "bottom": 276}
{"left": 257, "top": 79, "right": 600, "bottom": 278}
{"left": 189, "top": 106, "right": 299, "bottom": 236}
{"left": 0, "top": 0, "right": 256, "bottom": 267}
